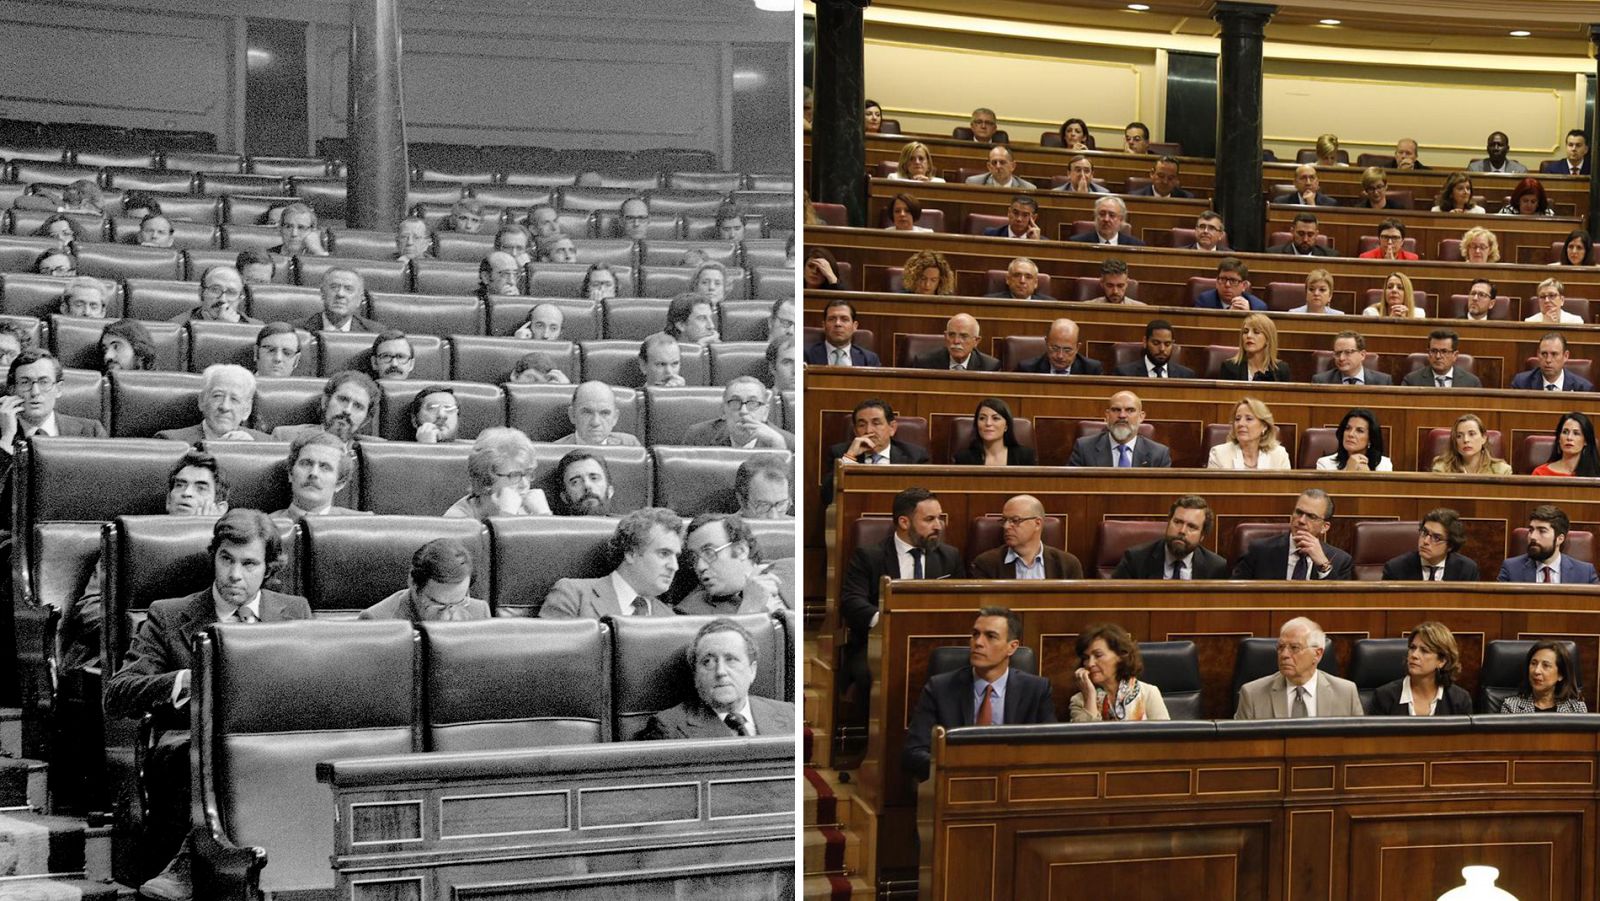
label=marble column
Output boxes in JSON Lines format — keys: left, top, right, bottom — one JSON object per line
{"left": 345, "top": 0, "right": 409, "bottom": 229}
{"left": 1212, "top": 2, "right": 1276, "bottom": 253}
{"left": 812, "top": 0, "right": 868, "bottom": 227}
{"left": 1589, "top": 26, "right": 1600, "bottom": 243}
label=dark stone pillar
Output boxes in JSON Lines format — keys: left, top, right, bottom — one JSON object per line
{"left": 345, "top": 0, "right": 409, "bottom": 229}
{"left": 1589, "top": 26, "right": 1600, "bottom": 241}
{"left": 812, "top": 0, "right": 869, "bottom": 227}
{"left": 1212, "top": 2, "right": 1276, "bottom": 253}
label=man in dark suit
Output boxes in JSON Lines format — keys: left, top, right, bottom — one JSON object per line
{"left": 1112, "top": 495, "right": 1228, "bottom": 579}
{"left": 1401, "top": 329, "right": 1483, "bottom": 388}
{"left": 983, "top": 257, "right": 1053, "bottom": 300}
{"left": 104, "top": 510, "right": 313, "bottom": 901}
{"left": 677, "top": 513, "right": 795, "bottom": 615}
{"left": 541, "top": 507, "right": 686, "bottom": 617}
{"left": 1065, "top": 196, "right": 1147, "bottom": 246}
{"left": 1128, "top": 156, "right": 1195, "bottom": 199}
{"left": 969, "top": 494, "right": 1083, "bottom": 579}
{"left": 153, "top": 363, "right": 273, "bottom": 442}
{"left": 1016, "top": 317, "right": 1102, "bottom": 375}
{"left": 1311, "top": 330, "right": 1394, "bottom": 386}
{"left": 1394, "top": 138, "right": 1430, "bottom": 171}
{"left": 1510, "top": 333, "right": 1595, "bottom": 391}
{"left": 1178, "top": 211, "right": 1228, "bottom": 251}
{"left": 1383, "top": 509, "right": 1480, "bottom": 582}
{"left": 0, "top": 349, "right": 106, "bottom": 445}
{"left": 1113, "top": 319, "right": 1196, "bottom": 379}
{"left": 839, "top": 487, "right": 964, "bottom": 695}
{"left": 1067, "top": 390, "right": 1172, "bottom": 467}
{"left": 1266, "top": 212, "right": 1336, "bottom": 256}
{"left": 1194, "top": 258, "right": 1267, "bottom": 311}
{"left": 1233, "top": 489, "right": 1354, "bottom": 580}
{"left": 1498, "top": 504, "right": 1600, "bottom": 584}
{"left": 297, "top": 267, "right": 387, "bottom": 334}
{"left": 902, "top": 605, "right": 1055, "bottom": 780}
{"left": 1271, "top": 164, "right": 1340, "bottom": 206}
{"left": 638, "top": 618, "right": 796, "bottom": 740}
{"left": 911, "top": 313, "right": 1000, "bottom": 372}
{"left": 805, "top": 298, "right": 881, "bottom": 367}
{"left": 821, "top": 398, "right": 929, "bottom": 505}
{"left": 981, "top": 195, "right": 1042, "bottom": 240}
{"left": 1539, "top": 129, "right": 1590, "bottom": 175}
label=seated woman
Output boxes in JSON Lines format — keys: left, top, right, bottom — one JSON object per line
{"left": 802, "top": 246, "right": 842, "bottom": 289}
{"left": 444, "top": 427, "right": 552, "bottom": 519}
{"left": 1218, "top": 312, "right": 1291, "bottom": 381}
{"left": 1371, "top": 621, "right": 1473, "bottom": 716}
{"left": 690, "top": 261, "right": 727, "bottom": 309}
{"left": 900, "top": 249, "right": 955, "bottom": 295}
{"left": 1555, "top": 229, "right": 1593, "bottom": 267}
{"left": 1314, "top": 133, "right": 1348, "bottom": 167}
{"left": 1500, "top": 641, "right": 1588, "bottom": 713}
{"left": 952, "top": 397, "right": 1036, "bottom": 466}
{"left": 1459, "top": 225, "right": 1501, "bottom": 263}
{"left": 884, "top": 193, "right": 931, "bottom": 232}
{"left": 1358, "top": 219, "right": 1419, "bottom": 261}
{"left": 1058, "top": 118, "right": 1094, "bottom": 151}
{"left": 1362, "top": 271, "right": 1426, "bottom": 318}
{"left": 1353, "top": 167, "right": 1403, "bottom": 209}
{"left": 1290, "top": 268, "right": 1343, "bottom": 314}
{"left": 803, "top": 190, "right": 824, "bottom": 227}
{"left": 1207, "top": 396, "right": 1291, "bottom": 470}
{"left": 507, "top": 351, "right": 570, "bottom": 385}
{"left": 33, "top": 248, "right": 76, "bottom": 278}
{"left": 1432, "top": 413, "right": 1512, "bottom": 474}
{"left": 893, "top": 141, "right": 945, "bottom": 183}
{"left": 1316, "top": 408, "right": 1392, "bottom": 472}
{"left": 1431, "top": 171, "right": 1486, "bottom": 213}
{"left": 1069, "top": 622, "right": 1169, "bottom": 722}
{"left": 864, "top": 98, "right": 883, "bottom": 134}
{"left": 1498, "top": 176, "right": 1555, "bottom": 216}
{"left": 1532, "top": 411, "right": 1600, "bottom": 477}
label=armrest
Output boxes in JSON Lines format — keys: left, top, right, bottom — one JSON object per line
{"left": 190, "top": 826, "right": 266, "bottom": 901}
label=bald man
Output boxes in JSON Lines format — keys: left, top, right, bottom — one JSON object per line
{"left": 555, "top": 381, "right": 640, "bottom": 446}
{"left": 1271, "top": 164, "right": 1339, "bottom": 206}
{"left": 911, "top": 313, "right": 1000, "bottom": 372}
{"left": 1016, "top": 318, "right": 1102, "bottom": 375}
{"left": 969, "top": 495, "right": 1083, "bottom": 579}
{"left": 1067, "top": 390, "right": 1172, "bottom": 467}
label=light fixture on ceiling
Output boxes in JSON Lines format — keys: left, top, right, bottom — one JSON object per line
{"left": 1319, "top": 18, "right": 1341, "bottom": 25}
{"left": 1509, "top": 30, "right": 1531, "bottom": 37}
{"left": 753, "top": 0, "right": 794, "bottom": 11}
{"left": 1127, "top": 3, "right": 1151, "bottom": 10}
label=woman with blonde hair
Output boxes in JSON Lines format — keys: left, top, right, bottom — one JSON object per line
{"left": 1459, "top": 225, "right": 1500, "bottom": 263}
{"left": 1290, "top": 268, "right": 1342, "bottom": 314}
{"left": 900, "top": 250, "right": 956, "bottom": 295}
{"left": 1207, "top": 397, "right": 1291, "bottom": 470}
{"left": 1314, "top": 134, "right": 1347, "bottom": 167}
{"left": 1431, "top": 413, "right": 1512, "bottom": 474}
{"left": 894, "top": 141, "right": 944, "bottom": 183}
{"left": 1218, "top": 313, "right": 1291, "bottom": 381}
{"left": 1355, "top": 167, "right": 1401, "bottom": 209}
{"left": 1362, "top": 271, "right": 1425, "bottom": 318}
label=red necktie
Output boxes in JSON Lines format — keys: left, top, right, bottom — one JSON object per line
{"left": 976, "top": 685, "right": 993, "bottom": 725}
{"left": 1542, "top": 565, "right": 1553, "bottom": 583}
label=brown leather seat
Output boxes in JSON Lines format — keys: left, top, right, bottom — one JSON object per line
{"left": 1520, "top": 434, "right": 1556, "bottom": 473}
{"left": 1094, "top": 519, "right": 1167, "bottom": 578}
{"left": 1296, "top": 427, "right": 1338, "bottom": 469}
{"left": 1350, "top": 520, "right": 1420, "bottom": 581}
{"left": 1230, "top": 522, "right": 1292, "bottom": 568}
{"left": 965, "top": 514, "right": 1066, "bottom": 569}
{"left": 1510, "top": 528, "right": 1594, "bottom": 563}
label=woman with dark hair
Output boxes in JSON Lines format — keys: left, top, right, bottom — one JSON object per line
{"left": 1316, "top": 408, "right": 1392, "bottom": 471}
{"left": 864, "top": 99, "right": 883, "bottom": 134}
{"left": 1499, "top": 176, "right": 1555, "bottom": 216}
{"left": 33, "top": 214, "right": 80, "bottom": 249}
{"left": 1069, "top": 623, "right": 1168, "bottom": 722}
{"left": 1555, "top": 229, "right": 1592, "bottom": 267}
{"left": 1533, "top": 411, "right": 1600, "bottom": 477}
{"left": 1431, "top": 172, "right": 1485, "bottom": 213}
{"left": 884, "top": 193, "right": 930, "bottom": 232}
{"left": 953, "top": 397, "right": 1036, "bottom": 466}
{"left": 1372, "top": 621, "right": 1473, "bottom": 715}
{"left": 1500, "top": 641, "right": 1587, "bottom": 713}
{"left": 1058, "top": 118, "right": 1094, "bottom": 151}
{"left": 580, "top": 263, "right": 617, "bottom": 302}
{"left": 802, "top": 246, "right": 841, "bottom": 289}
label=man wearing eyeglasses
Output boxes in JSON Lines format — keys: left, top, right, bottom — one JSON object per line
{"left": 1194, "top": 258, "right": 1266, "bottom": 311}
{"left": 967, "top": 108, "right": 1000, "bottom": 143}
{"left": 617, "top": 197, "right": 652, "bottom": 241}
{"left": 1232, "top": 490, "right": 1353, "bottom": 580}
{"left": 1234, "top": 617, "right": 1364, "bottom": 719}
{"left": 1401, "top": 329, "right": 1481, "bottom": 387}
{"left": 541, "top": 507, "right": 684, "bottom": 618}
{"left": 269, "top": 430, "right": 364, "bottom": 520}
{"left": 1179, "top": 211, "right": 1227, "bottom": 252}
{"left": 682, "top": 376, "right": 794, "bottom": 450}
{"left": 368, "top": 330, "right": 416, "bottom": 381}
{"left": 677, "top": 513, "right": 793, "bottom": 615}
{"left": 477, "top": 251, "right": 523, "bottom": 299}
{"left": 735, "top": 457, "right": 792, "bottom": 520}
{"left": 913, "top": 313, "right": 1001, "bottom": 372}
{"left": 555, "top": 380, "right": 640, "bottom": 446}
{"left": 408, "top": 385, "right": 462, "bottom": 444}
{"left": 0, "top": 350, "right": 106, "bottom": 449}
{"left": 173, "top": 266, "right": 260, "bottom": 324}
{"left": 1460, "top": 278, "right": 1498, "bottom": 321}
{"left": 969, "top": 494, "right": 1082, "bottom": 579}
{"left": 1311, "top": 331, "right": 1392, "bottom": 385}
{"left": 1382, "top": 509, "right": 1479, "bottom": 582}
{"left": 154, "top": 363, "right": 271, "bottom": 442}
{"left": 299, "top": 268, "right": 386, "bottom": 334}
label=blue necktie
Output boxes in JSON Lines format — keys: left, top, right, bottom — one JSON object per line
{"left": 909, "top": 548, "right": 924, "bottom": 579}
{"left": 1117, "top": 444, "right": 1131, "bottom": 468}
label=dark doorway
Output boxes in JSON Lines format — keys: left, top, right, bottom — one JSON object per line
{"left": 245, "top": 19, "right": 308, "bottom": 156}
{"left": 731, "top": 42, "right": 794, "bottom": 175}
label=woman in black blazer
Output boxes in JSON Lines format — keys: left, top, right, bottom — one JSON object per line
{"left": 952, "top": 397, "right": 1036, "bottom": 466}
{"left": 1370, "top": 621, "right": 1473, "bottom": 715}
{"left": 1217, "top": 312, "right": 1292, "bottom": 381}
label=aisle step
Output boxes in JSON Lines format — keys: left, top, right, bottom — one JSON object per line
{"left": 802, "top": 873, "right": 873, "bottom": 900}
{"left": 0, "top": 875, "right": 127, "bottom": 900}
{"left": 0, "top": 812, "right": 89, "bottom": 876}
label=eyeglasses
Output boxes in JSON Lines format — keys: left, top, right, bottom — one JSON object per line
{"left": 1466, "top": 290, "right": 1494, "bottom": 299}
{"left": 743, "top": 498, "right": 790, "bottom": 517}
{"left": 421, "top": 403, "right": 458, "bottom": 415}
{"left": 1194, "top": 223, "right": 1222, "bottom": 233}
{"left": 39, "top": 265, "right": 75, "bottom": 277}
{"left": 374, "top": 352, "right": 412, "bottom": 363}
{"left": 692, "top": 540, "right": 735, "bottom": 565}
{"left": 1418, "top": 529, "right": 1448, "bottom": 544}
{"left": 12, "top": 377, "right": 57, "bottom": 393}
{"left": 1046, "top": 344, "right": 1077, "bottom": 355}
{"left": 1291, "top": 507, "right": 1326, "bottom": 524}
{"left": 1216, "top": 276, "right": 1244, "bottom": 286}
{"left": 725, "top": 397, "right": 767, "bottom": 411}
{"left": 490, "top": 268, "right": 520, "bottom": 279}
{"left": 1427, "top": 347, "right": 1456, "bottom": 356}
{"left": 202, "top": 285, "right": 242, "bottom": 298}
{"left": 1378, "top": 234, "right": 1403, "bottom": 242}
{"left": 1537, "top": 292, "right": 1562, "bottom": 301}
{"left": 493, "top": 468, "right": 531, "bottom": 482}
{"left": 1000, "top": 515, "right": 1041, "bottom": 527}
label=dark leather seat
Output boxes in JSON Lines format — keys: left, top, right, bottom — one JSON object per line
{"left": 643, "top": 190, "right": 725, "bottom": 215}
{"left": 1444, "top": 294, "right": 1512, "bottom": 320}
{"left": 10, "top": 160, "right": 99, "bottom": 186}
{"left": 73, "top": 149, "right": 157, "bottom": 169}
{"left": 250, "top": 156, "right": 332, "bottom": 178}
{"left": 741, "top": 240, "right": 788, "bottom": 270}
{"left": 376, "top": 380, "right": 503, "bottom": 441}
{"left": 198, "top": 173, "right": 289, "bottom": 197}
{"left": 944, "top": 417, "right": 1036, "bottom": 466}
{"left": 410, "top": 259, "right": 483, "bottom": 296}
{"left": 100, "top": 167, "right": 194, "bottom": 194}
{"left": 219, "top": 195, "right": 298, "bottom": 226}
{"left": 452, "top": 337, "right": 579, "bottom": 384}
{"left": 1297, "top": 428, "right": 1338, "bottom": 469}
{"left": 640, "top": 265, "right": 748, "bottom": 300}
{"left": 719, "top": 300, "right": 771, "bottom": 343}
{"left": 566, "top": 238, "right": 636, "bottom": 268}
{"left": 243, "top": 284, "right": 323, "bottom": 323}
{"left": 962, "top": 515, "right": 1065, "bottom": 569}
{"left": 504, "top": 382, "right": 641, "bottom": 443}
{"left": 219, "top": 224, "right": 287, "bottom": 252}
{"left": 6, "top": 210, "right": 108, "bottom": 243}
{"left": 295, "top": 255, "right": 410, "bottom": 294}
{"left": 198, "top": 440, "right": 301, "bottom": 514}
{"left": 1138, "top": 641, "right": 1203, "bottom": 719}
{"left": 730, "top": 191, "right": 791, "bottom": 225}
{"left": 641, "top": 240, "right": 738, "bottom": 267}
{"left": 602, "top": 298, "right": 672, "bottom": 341}
{"left": 317, "top": 330, "right": 449, "bottom": 381}
{"left": 556, "top": 185, "right": 640, "bottom": 213}
{"left": 487, "top": 298, "right": 599, "bottom": 340}
{"left": 252, "top": 375, "right": 337, "bottom": 437}
{"left": 926, "top": 644, "right": 1037, "bottom": 679}
{"left": 665, "top": 172, "right": 742, "bottom": 192}
{"left": 1346, "top": 638, "right": 1409, "bottom": 713}
{"left": 75, "top": 244, "right": 183, "bottom": 280}
{"left": 188, "top": 320, "right": 301, "bottom": 374}
{"left": 1093, "top": 520, "right": 1167, "bottom": 578}
{"left": 651, "top": 446, "right": 791, "bottom": 517}
{"left": 159, "top": 150, "right": 244, "bottom": 174}
{"left": 1351, "top": 521, "right": 1420, "bottom": 581}
{"left": 57, "top": 367, "right": 106, "bottom": 424}
{"left": 752, "top": 268, "right": 793, "bottom": 301}
{"left": 355, "top": 442, "right": 473, "bottom": 516}
{"left": 608, "top": 613, "right": 781, "bottom": 740}
{"left": 1231, "top": 635, "right": 1341, "bottom": 712}
{"left": 186, "top": 249, "right": 291, "bottom": 284}
{"left": 122, "top": 278, "right": 205, "bottom": 322}
{"left": 130, "top": 194, "right": 222, "bottom": 225}
{"left": 298, "top": 515, "right": 489, "bottom": 613}
{"left": 580, "top": 340, "right": 708, "bottom": 388}
{"left": 110, "top": 218, "right": 220, "bottom": 251}
{"left": 51, "top": 313, "right": 185, "bottom": 372}
{"left": 1230, "top": 522, "right": 1291, "bottom": 568}
{"left": 467, "top": 184, "right": 554, "bottom": 210}
{"left": 108, "top": 370, "right": 203, "bottom": 437}
{"left": 431, "top": 232, "right": 497, "bottom": 263}
{"left": 325, "top": 228, "right": 400, "bottom": 261}
{"left": 1477, "top": 639, "right": 1581, "bottom": 713}
{"left": 533, "top": 445, "right": 650, "bottom": 513}
{"left": 1509, "top": 527, "right": 1593, "bottom": 563}
{"left": 708, "top": 341, "right": 770, "bottom": 386}
{"left": 530, "top": 264, "right": 636, "bottom": 298}
{"left": 486, "top": 516, "right": 618, "bottom": 617}
{"left": 644, "top": 386, "right": 725, "bottom": 446}
{"left": 0, "top": 237, "right": 63, "bottom": 273}
{"left": 21, "top": 440, "right": 186, "bottom": 544}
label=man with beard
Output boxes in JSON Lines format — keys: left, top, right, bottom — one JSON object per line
{"left": 1114, "top": 320, "right": 1195, "bottom": 379}
{"left": 172, "top": 266, "right": 260, "bottom": 324}
{"left": 1067, "top": 390, "right": 1172, "bottom": 467}
{"left": 1233, "top": 490, "right": 1354, "bottom": 580}
{"left": 154, "top": 364, "right": 271, "bottom": 442}
{"left": 540, "top": 507, "right": 683, "bottom": 618}
{"left": 1112, "top": 495, "right": 1228, "bottom": 578}
{"left": 677, "top": 514, "right": 793, "bottom": 615}
{"left": 270, "top": 430, "right": 364, "bottom": 520}
{"left": 969, "top": 494, "right": 1082, "bottom": 579}
{"left": 1498, "top": 504, "right": 1598, "bottom": 583}
{"left": 270, "top": 371, "right": 381, "bottom": 445}
{"left": 369, "top": 330, "right": 416, "bottom": 381}
{"left": 550, "top": 450, "right": 617, "bottom": 516}
{"left": 99, "top": 318, "right": 158, "bottom": 372}
{"left": 408, "top": 385, "right": 461, "bottom": 443}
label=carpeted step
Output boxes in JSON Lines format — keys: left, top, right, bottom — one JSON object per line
{"left": 803, "top": 765, "right": 837, "bottom": 826}
{"left": 802, "top": 824, "right": 849, "bottom": 875}
{"left": 803, "top": 873, "right": 872, "bottom": 901}
{"left": 0, "top": 876, "right": 124, "bottom": 900}
{"left": 0, "top": 814, "right": 88, "bottom": 877}
{"left": 0, "top": 759, "right": 45, "bottom": 811}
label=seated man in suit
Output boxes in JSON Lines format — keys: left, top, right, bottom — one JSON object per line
{"left": 1112, "top": 494, "right": 1228, "bottom": 579}
{"left": 985, "top": 257, "right": 1053, "bottom": 300}
{"left": 0, "top": 349, "right": 106, "bottom": 448}
{"left": 1266, "top": 212, "right": 1336, "bottom": 257}
{"left": 172, "top": 266, "right": 261, "bottom": 324}
{"left": 970, "top": 494, "right": 1083, "bottom": 579}
{"left": 1234, "top": 616, "right": 1364, "bottom": 719}
{"left": 822, "top": 398, "right": 929, "bottom": 505}
{"left": 437, "top": 197, "right": 486, "bottom": 234}
{"left": 913, "top": 313, "right": 1001, "bottom": 372}
{"left": 1498, "top": 504, "right": 1599, "bottom": 584}
{"left": 1114, "top": 319, "right": 1196, "bottom": 378}
{"left": 806, "top": 299, "right": 880, "bottom": 367}
{"left": 359, "top": 537, "right": 489, "bottom": 622}
{"left": 393, "top": 216, "right": 434, "bottom": 263}
{"left": 638, "top": 618, "right": 795, "bottom": 739}
{"left": 1402, "top": 329, "right": 1482, "bottom": 388}
{"left": 1051, "top": 155, "right": 1109, "bottom": 194}
{"left": 1129, "top": 156, "right": 1194, "bottom": 199}
{"left": 541, "top": 507, "right": 684, "bottom": 617}
{"left": 271, "top": 202, "right": 330, "bottom": 256}
{"left": 270, "top": 430, "right": 365, "bottom": 520}
{"left": 964, "top": 144, "right": 1035, "bottom": 189}
{"left": 839, "top": 486, "right": 964, "bottom": 695}
{"left": 1394, "top": 137, "right": 1430, "bottom": 171}
{"left": 270, "top": 370, "right": 380, "bottom": 445}
{"left": 638, "top": 333, "right": 688, "bottom": 387}
{"left": 1271, "top": 164, "right": 1340, "bottom": 206}
{"left": 1233, "top": 489, "right": 1354, "bottom": 580}
{"left": 493, "top": 223, "right": 532, "bottom": 267}
{"left": 902, "top": 606, "right": 1055, "bottom": 780}
{"left": 1181, "top": 210, "right": 1227, "bottom": 251}
{"left": 136, "top": 213, "right": 175, "bottom": 248}
{"left": 1383, "top": 508, "right": 1480, "bottom": 582}
{"left": 683, "top": 376, "right": 795, "bottom": 450}
{"left": 1065, "top": 196, "right": 1146, "bottom": 246}
{"left": 104, "top": 509, "right": 312, "bottom": 900}
{"left": 548, "top": 450, "right": 618, "bottom": 517}
{"left": 678, "top": 513, "right": 793, "bottom": 615}
{"left": 555, "top": 380, "right": 641, "bottom": 446}
{"left": 1194, "top": 257, "right": 1267, "bottom": 311}
{"left": 407, "top": 384, "right": 463, "bottom": 444}
{"left": 1123, "top": 121, "right": 1150, "bottom": 154}
{"left": 60, "top": 276, "right": 111, "bottom": 319}
{"left": 153, "top": 363, "right": 271, "bottom": 442}
{"left": 1461, "top": 278, "right": 1498, "bottom": 323}
{"left": 735, "top": 456, "right": 792, "bottom": 520}
{"left": 299, "top": 267, "right": 386, "bottom": 334}
{"left": 1313, "top": 330, "right": 1393, "bottom": 385}
{"left": 511, "top": 301, "right": 564, "bottom": 341}
{"left": 967, "top": 107, "right": 999, "bottom": 142}
{"left": 1015, "top": 317, "right": 1101, "bottom": 375}
{"left": 1067, "top": 390, "right": 1172, "bottom": 468}
{"left": 1082, "top": 257, "right": 1143, "bottom": 305}
{"left": 1510, "top": 332, "right": 1595, "bottom": 392}
{"left": 1466, "top": 130, "right": 1527, "bottom": 174}
{"left": 254, "top": 322, "right": 303, "bottom": 377}
{"left": 235, "top": 249, "right": 276, "bottom": 286}
{"left": 369, "top": 330, "right": 416, "bottom": 381}
{"left": 617, "top": 197, "right": 651, "bottom": 241}
{"left": 1540, "top": 128, "right": 1590, "bottom": 176}
{"left": 981, "top": 195, "right": 1042, "bottom": 240}
{"left": 476, "top": 251, "right": 523, "bottom": 301}
{"left": 99, "top": 318, "right": 158, "bottom": 373}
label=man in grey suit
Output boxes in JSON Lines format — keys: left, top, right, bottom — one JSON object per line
{"left": 153, "top": 363, "right": 272, "bottom": 442}
{"left": 912, "top": 313, "right": 1001, "bottom": 372}
{"left": 1234, "top": 617, "right": 1364, "bottom": 719}
{"left": 637, "top": 618, "right": 795, "bottom": 739}
{"left": 1067, "top": 390, "right": 1172, "bottom": 468}
{"left": 681, "top": 376, "right": 795, "bottom": 450}
{"left": 677, "top": 513, "right": 793, "bottom": 615}
{"left": 541, "top": 507, "right": 685, "bottom": 618}
{"left": 1401, "top": 330, "right": 1482, "bottom": 388}
{"left": 964, "top": 145, "right": 1035, "bottom": 189}
{"left": 1466, "top": 131, "right": 1528, "bottom": 174}
{"left": 1311, "top": 331, "right": 1393, "bottom": 386}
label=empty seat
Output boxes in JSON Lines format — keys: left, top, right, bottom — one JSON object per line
{"left": 609, "top": 613, "right": 781, "bottom": 740}
{"left": 450, "top": 337, "right": 579, "bottom": 385}
{"left": 367, "top": 292, "right": 485, "bottom": 337}
{"left": 249, "top": 156, "right": 331, "bottom": 178}
{"left": 467, "top": 184, "right": 554, "bottom": 210}
{"left": 326, "top": 228, "right": 400, "bottom": 261}
{"left": 355, "top": 442, "right": 473, "bottom": 516}
{"left": 405, "top": 180, "right": 471, "bottom": 208}
{"left": 644, "top": 190, "right": 728, "bottom": 215}
{"left": 751, "top": 267, "right": 793, "bottom": 301}
{"left": 160, "top": 150, "right": 243, "bottom": 173}
{"left": 652, "top": 446, "right": 791, "bottom": 517}
{"left": 644, "top": 386, "right": 724, "bottom": 446}
{"left": 1346, "top": 638, "right": 1409, "bottom": 713}
{"left": 666, "top": 172, "right": 742, "bottom": 192}
{"left": 708, "top": 341, "right": 771, "bottom": 386}
{"left": 6, "top": 209, "right": 108, "bottom": 242}
{"left": 75, "top": 244, "right": 184, "bottom": 280}
{"left": 298, "top": 515, "right": 489, "bottom": 611}
{"left": 10, "top": 160, "right": 98, "bottom": 186}
{"left": 640, "top": 239, "right": 738, "bottom": 267}
{"left": 557, "top": 185, "right": 642, "bottom": 213}
{"left": 487, "top": 516, "right": 618, "bottom": 616}
{"left": 741, "top": 239, "right": 788, "bottom": 270}
{"left": 720, "top": 299, "right": 771, "bottom": 343}
{"left": 1093, "top": 519, "right": 1167, "bottom": 578}
{"left": 1138, "top": 641, "right": 1203, "bottom": 719}
{"left": 101, "top": 167, "right": 194, "bottom": 194}
{"left": 410, "top": 259, "right": 482, "bottom": 296}
{"left": 602, "top": 298, "right": 671, "bottom": 341}
{"left": 376, "top": 380, "right": 504, "bottom": 442}
{"left": 199, "top": 440, "right": 299, "bottom": 514}
{"left": 251, "top": 375, "right": 332, "bottom": 435}
{"left": 580, "top": 340, "right": 708, "bottom": 388}
{"left": 317, "top": 332, "right": 448, "bottom": 381}
{"left": 22, "top": 439, "right": 184, "bottom": 527}
{"left": 244, "top": 284, "right": 323, "bottom": 323}
{"left": 109, "top": 370, "right": 205, "bottom": 437}
{"left": 197, "top": 173, "right": 288, "bottom": 196}
{"left": 568, "top": 238, "right": 636, "bottom": 268}
{"left": 219, "top": 224, "right": 286, "bottom": 252}
{"left": 1351, "top": 521, "right": 1423, "bottom": 581}
{"left": 432, "top": 232, "right": 497, "bottom": 263}
{"left": 122, "top": 278, "right": 204, "bottom": 321}
{"left": 0, "top": 236, "right": 65, "bottom": 272}
{"left": 220, "top": 195, "right": 298, "bottom": 226}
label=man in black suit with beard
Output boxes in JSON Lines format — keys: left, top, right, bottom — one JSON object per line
{"left": 1113, "top": 320, "right": 1197, "bottom": 379}
{"left": 1381, "top": 509, "right": 1480, "bottom": 582}
{"left": 1112, "top": 495, "right": 1229, "bottom": 579}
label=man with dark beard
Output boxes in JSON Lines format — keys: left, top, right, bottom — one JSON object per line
{"left": 1112, "top": 495, "right": 1229, "bottom": 579}
{"left": 549, "top": 450, "right": 617, "bottom": 516}
{"left": 269, "top": 371, "right": 381, "bottom": 445}
{"left": 1498, "top": 504, "right": 1598, "bottom": 583}
{"left": 98, "top": 318, "right": 158, "bottom": 373}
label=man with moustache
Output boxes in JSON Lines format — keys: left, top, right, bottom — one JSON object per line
{"left": 969, "top": 494, "right": 1082, "bottom": 579}
{"left": 270, "top": 430, "right": 365, "bottom": 520}
{"left": 369, "top": 330, "right": 416, "bottom": 381}
{"left": 1067, "top": 390, "right": 1172, "bottom": 468}
{"left": 408, "top": 385, "right": 461, "bottom": 444}
{"left": 269, "top": 371, "right": 381, "bottom": 445}
{"left": 1498, "top": 504, "right": 1599, "bottom": 583}
{"left": 1113, "top": 320, "right": 1196, "bottom": 379}
{"left": 549, "top": 450, "right": 618, "bottom": 516}
{"left": 1112, "top": 495, "right": 1228, "bottom": 578}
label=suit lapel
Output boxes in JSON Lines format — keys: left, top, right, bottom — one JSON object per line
{"left": 594, "top": 577, "right": 626, "bottom": 617}
{"left": 1270, "top": 674, "right": 1289, "bottom": 718}
{"left": 176, "top": 590, "right": 217, "bottom": 654}
{"left": 879, "top": 535, "right": 903, "bottom": 580}
{"left": 954, "top": 668, "right": 977, "bottom": 726}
